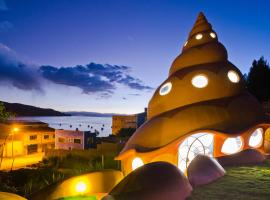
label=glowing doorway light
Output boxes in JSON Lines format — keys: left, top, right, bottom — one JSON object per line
{"left": 178, "top": 133, "right": 214, "bottom": 172}
{"left": 221, "top": 136, "right": 243, "bottom": 155}
{"left": 75, "top": 181, "right": 87, "bottom": 193}
{"left": 132, "top": 157, "right": 144, "bottom": 171}
{"left": 191, "top": 75, "right": 208, "bottom": 88}
{"left": 249, "top": 128, "right": 263, "bottom": 148}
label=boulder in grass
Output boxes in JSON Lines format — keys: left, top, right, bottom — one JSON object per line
{"left": 0, "top": 192, "right": 27, "bottom": 200}
{"left": 103, "top": 161, "right": 192, "bottom": 200}
{"left": 187, "top": 155, "right": 225, "bottom": 187}
{"left": 217, "top": 149, "right": 265, "bottom": 167}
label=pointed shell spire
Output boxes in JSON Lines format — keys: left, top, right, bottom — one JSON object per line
{"left": 169, "top": 12, "right": 228, "bottom": 75}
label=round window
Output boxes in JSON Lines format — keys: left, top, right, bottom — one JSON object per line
{"left": 159, "top": 82, "right": 172, "bottom": 96}
{"left": 191, "top": 75, "right": 208, "bottom": 88}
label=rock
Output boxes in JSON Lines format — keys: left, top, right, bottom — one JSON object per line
{"left": 217, "top": 149, "right": 266, "bottom": 167}
{"left": 105, "top": 161, "right": 192, "bottom": 200}
{"left": 0, "top": 192, "right": 27, "bottom": 200}
{"left": 187, "top": 155, "right": 225, "bottom": 187}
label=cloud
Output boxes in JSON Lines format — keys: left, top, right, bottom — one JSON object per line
{"left": 0, "top": 21, "right": 13, "bottom": 32}
{"left": 40, "top": 63, "right": 153, "bottom": 94}
{"left": 0, "top": 43, "right": 43, "bottom": 91}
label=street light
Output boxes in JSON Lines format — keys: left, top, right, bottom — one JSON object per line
{"left": 0, "top": 126, "right": 19, "bottom": 170}
{"left": 10, "top": 127, "right": 19, "bottom": 171}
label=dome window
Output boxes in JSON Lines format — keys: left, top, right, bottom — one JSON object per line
{"left": 132, "top": 157, "right": 144, "bottom": 170}
{"left": 210, "top": 32, "right": 216, "bottom": 38}
{"left": 195, "top": 33, "right": 203, "bottom": 40}
{"left": 184, "top": 41, "right": 188, "bottom": 47}
{"left": 249, "top": 128, "right": 263, "bottom": 148}
{"left": 159, "top": 82, "right": 172, "bottom": 96}
{"left": 191, "top": 75, "right": 208, "bottom": 88}
{"left": 221, "top": 136, "right": 243, "bottom": 155}
{"left": 227, "top": 70, "right": 240, "bottom": 83}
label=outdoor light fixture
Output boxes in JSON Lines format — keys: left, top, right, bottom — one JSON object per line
{"left": 132, "top": 157, "right": 144, "bottom": 170}
{"left": 159, "top": 82, "right": 172, "bottom": 96}
{"left": 249, "top": 128, "right": 263, "bottom": 148}
{"left": 221, "top": 136, "right": 243, "bottom": 155}
{"left": 227, "top": 70, "right": 240, "bottom": 83}
{"left": 191, "top": 75, "right": 208, "bottom": 88}
{"left": 195, "top": 33, "right": 203, "bottom": 40}
{"left": 210, "top": 32, "right": 216, "bottom": 38}
{"left": 75, "top": 181, "right": 87, "bottom": 193}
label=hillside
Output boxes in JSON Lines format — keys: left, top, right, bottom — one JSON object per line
{"left": 2, "top": 101, "right": 69, "bottom": 116}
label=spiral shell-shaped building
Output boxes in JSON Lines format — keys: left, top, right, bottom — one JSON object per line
{"left": 116, "top": 12, "right": 270, "bottom": 175}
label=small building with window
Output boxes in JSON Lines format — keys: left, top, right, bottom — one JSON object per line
{"left": 55, "top": 129, "right": 97, "bottom": 150}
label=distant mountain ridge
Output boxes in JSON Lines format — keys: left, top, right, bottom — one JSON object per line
{"left": 2, "top": 101, "right": 69, "bottom": 116}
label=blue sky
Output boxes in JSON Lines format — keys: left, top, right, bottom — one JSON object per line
{"left": 0, "top": 0, "right": 270, "bottom": 114}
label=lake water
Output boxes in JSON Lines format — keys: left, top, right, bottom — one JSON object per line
{"left": 15, "top": 116, "right": 112, "bottom": 137}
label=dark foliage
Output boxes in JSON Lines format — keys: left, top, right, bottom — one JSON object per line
{"left": 246, "top": 57, "right": 270, "bottom": 102}
{"left": 117, "top": 128, "right": 136, "bottom": 138}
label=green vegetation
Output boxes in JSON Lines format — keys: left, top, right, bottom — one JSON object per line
{"left": 58, "top": 196, "right": 97, "bottom": 200}
{"left": 0, "top": 101, "right": 12, "bottom": 121}
{"left": 246, "top": 57, "right": 270, "bottom": 102}
{"left": 0, "top": 153, "right": 119, "bottom": 198}
{"left": 189, "top": 159, "right": 270, "bottom": 200}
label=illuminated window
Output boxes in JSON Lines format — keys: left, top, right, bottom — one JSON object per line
{"left": 159, "top": 82, "right": 172, "bottom": 96}
{"left": 58, "top": 137, "right": 65, "bottom": 143}
{"left": 210, "top": 32, "right": 216, "bottom": 38}
{"left": 221, "top": 136, "right": 243, "bottom": 155}
{"left": 195, "top": 33, "right": 203, "bottom": 40}
{"left": 191, "top": 75, "right": 208, "bottom": 88}
{"left": 249, "top": 128, "right": 263, "bottom": 148}
{"left": 132, "top": 157, "right": 144, "bottom": 170}
{"left": 227, "top": 70, "right": 240, "bottom": 83}
{"left": 184, "top": 41, "right": 188, "bottom": 46}
{"left": 178, "top": 133, "right": 214, "bottom": 172}
{"left": 74, "top": 138, "right": 81, "bottom": 144}
{"left": 30, "top": 135, "right": 37, "bottom": 140}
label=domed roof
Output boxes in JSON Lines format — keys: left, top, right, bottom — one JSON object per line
{"left": 118, "top": 12, "right": 270, "bottom": 156}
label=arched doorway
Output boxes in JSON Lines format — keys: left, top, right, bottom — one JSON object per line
{"left": 178, "top": 133, "right": 214, "bottom": 172}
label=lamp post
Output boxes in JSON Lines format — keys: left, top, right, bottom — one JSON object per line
{"left": 10, "top": 127, "right": 19, "bottom": 171}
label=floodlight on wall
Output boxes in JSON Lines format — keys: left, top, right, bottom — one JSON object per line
{"left": 221, "top": 136, "right": 243, "bottom": 155}
{"left": 132, "top": 157, "right": 144, "bottom": 171}
{"left": 249, "top": 128, "right": 263, "bottom": 148}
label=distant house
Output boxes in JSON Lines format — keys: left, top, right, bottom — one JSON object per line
{"left": 55, "top": 129, "right": 97, "bottom": 150}
{"left": 0, "top": 120, "right": 55, "bottom": 157}
{"left": 111, "top": 108, "right": 147, "bottom": 135}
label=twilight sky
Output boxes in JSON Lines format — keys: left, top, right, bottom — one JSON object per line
{"left": 0, "top": 0, "right": 270, "bottom": 114}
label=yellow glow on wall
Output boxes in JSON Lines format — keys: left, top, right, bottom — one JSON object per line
{"left": 249, "top": 128, "right": 263, "bottom": 148}
{"left": 195, "top": 33, "right": 203, "bottom": 40}
{"left": 132, "top": 157, "right": 144, "bottom": 170}
{"left": 75, "top": 181, "right": 87, "bottom": 193}
{"left": 191, "top": 75, "right": 208, "bottom": 88}
{"left": 210, "top": 32, "right": 216, "bottom": 38}
{"left": 221, "top": 136, "right": 243, "bottom": 155}
{"left": 227, "top": 70, "right": 240, "bottom": 83}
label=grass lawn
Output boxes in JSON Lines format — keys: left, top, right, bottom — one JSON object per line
{"left": 189, "top": 159, "right": 270, "bottom": 200}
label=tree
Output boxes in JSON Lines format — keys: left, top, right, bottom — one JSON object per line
{"left": 246, "top": 57, "right": 270, "bottom": 102}
{"left": 0, "top": 102, "right": 11, "bottom": 121}
{"left": 117, "top": 128, "right": 136, "bottom": 138}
